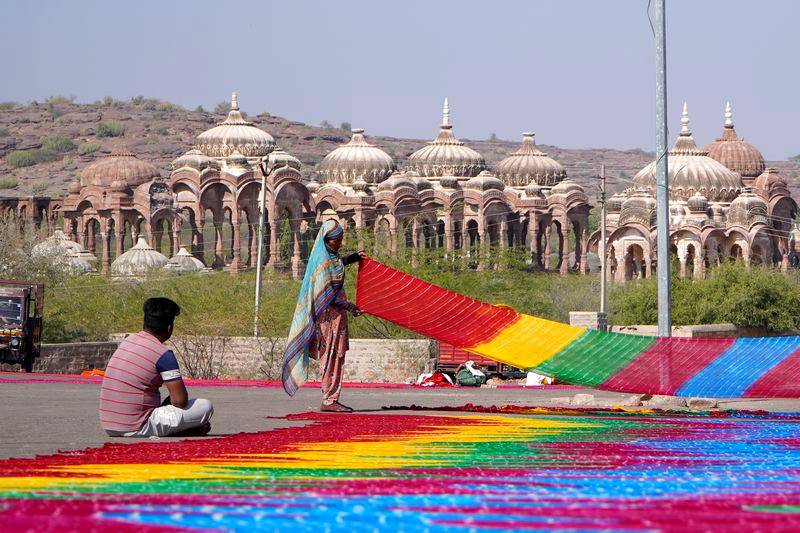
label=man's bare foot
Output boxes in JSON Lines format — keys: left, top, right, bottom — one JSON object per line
{"left": 320, "top": 402, "right": 353, "bottom": 413}
{"left": 176, "top": 422, "right": 211, "bottom": 436}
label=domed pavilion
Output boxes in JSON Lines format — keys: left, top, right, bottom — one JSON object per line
{"left": 600, "top": 102, "right": 797, "bottom": 282}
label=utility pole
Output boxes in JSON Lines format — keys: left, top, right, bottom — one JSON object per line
{"left": 654, "top": 0, "right": 671, "bottom": 337}
{"left": 598, "top": 164, "right": 608, "bottom": 332}
{"left": 254, "top": 152, "right": 275, "bottom": 337}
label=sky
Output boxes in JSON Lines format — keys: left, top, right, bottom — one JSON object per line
{"left": 2, "top": 0, "right": 798, "bottom": 160}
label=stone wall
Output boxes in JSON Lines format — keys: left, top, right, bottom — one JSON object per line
{"left": 22, "top": 336, "right": 436, "bottom": 382}
{"left": 8, "top": 342, "right": 119, "bottom": 374}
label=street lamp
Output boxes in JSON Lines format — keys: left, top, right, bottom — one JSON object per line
{"left": 254, "top": 148, "right": 276, "bottom": 337}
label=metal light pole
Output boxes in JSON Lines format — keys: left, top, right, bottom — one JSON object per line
{"left": 254, "top": 150, "right": 275, "bottom": 337}
{"left": 598, "top": 164, "right": 608, "bottom": 332}
{"left": 654, "top": 0, "right": 671, "bottom": 337}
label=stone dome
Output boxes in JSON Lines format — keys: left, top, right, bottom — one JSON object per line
{"left": 687, "top": 191, "right": 709, "bottom": 213}
{"left": 195, "top": 92, "right": 276, "bottom": 158}
{"left": 494, "top": 133, "right": 566, "bottom": 187}
{"left": 753, "top": 167, "right": 790, "bottom": 200}
{"left": 110, "top": 179, "right": 128, "bottom": 193}
{"left": 225, "top": 151, "right": 249, "bottom": 168}
{"left": 525, "top": 183, "right": 544, "bottom": 198}
{"left": 619, "top": 189, "right": 657, "bottom": 227}
{"left": 549, "top": 178, "right": 584, "bottom": 197}
{"left": 65, "top": 251, "right": 96, "bottom": 274}
{"left": 163, "top": 247, "right": 205, "bottom": 274}
{"left": 607, "top": 193, "right": 625, "bottom": 213}
{"left": 32, "top": 230, "right": 83, "bottom": 256}
{"left": 406, "top": 98, "right": 486, "bottom": 178}
{"left": 68, "top": 180, "right": 81, "bottom": 194}
{"left": 317, "top": 129, "right": 395, "bottom": 184}
{"left": 80, "top": 146, "right": 160, "bottom": 188}
{"left": 633, "top": 103, "right": 742, "bottom": 203}
{"left": 111, "top": 237, "right": 168, "bottom": 276}
{"left": 377, "top": 172, "right": 417, "bottom": 192}
{"left": 465, "top": 170, "right": 505, "bottom": 192}
{"left": 704, "top": 102, "right": 766, "bottom": 182}
{"left": 267, "top": 148, "right": 302, "bottom": 171}
{"left": 727, "top": 188, "right": 769, "bottom": 228}
{"left": 172, "top": 149, "right": 217, "bottom": 171}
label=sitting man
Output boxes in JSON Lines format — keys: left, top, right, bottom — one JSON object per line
{"left": 99, "top": 297, "right": 213, "bottom": 437}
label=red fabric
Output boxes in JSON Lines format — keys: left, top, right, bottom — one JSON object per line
{"left": 356, "top": 258, "right": 519, "bottom": 348}
{"left": 602, "top": 337, "right": 734, "bottom": 395}
{"left": 745, "top": 347, "right": 800, "bottom": 397}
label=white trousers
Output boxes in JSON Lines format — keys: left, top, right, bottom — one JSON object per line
{"left": 112, "top": 398, "right": 214, "bottom": 437}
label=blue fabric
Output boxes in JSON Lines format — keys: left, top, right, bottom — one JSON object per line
{"left": 676, "top": 336, "right": 800, "bottom": 397}
{"left": 281, "top": 221, "right": 346, "bottom": 396}
{"left": 155, "top": 350, "right": 182, "bottom": 382}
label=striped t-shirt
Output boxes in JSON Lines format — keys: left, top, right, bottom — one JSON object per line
{"left": 99, "top": 331, "right": 182, "bottom": 433}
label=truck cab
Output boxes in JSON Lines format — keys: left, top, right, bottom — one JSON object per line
{"left": 0, "top": 281, "right": 43, "bottom": 372}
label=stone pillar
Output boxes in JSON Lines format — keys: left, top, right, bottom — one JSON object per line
{"left": 268, "top": 217, "right": 280, "bottom": 269}
{"left": 213, "top": 215, "right": 224, "bottom": 269}
{"left": 579, "top": 224, "right": 589, "bottom": 274}
{"left": 444, "top": 214, "right": 454, "bottom": 254}
{"left": 77, "top": 218, "right": 87, "bottom": 249}
{"left": 131, "top": 220, "right": 139, "bottom": 244}
{"left": 477, "top": 221, "right": 489, "bottom": 271}
{"left": 291, "top": 219, "right": 303, "bottom": 279}
{"left": 615, "top": 246, "right": 627, "bottom": 282}
{"left": 248, "top": 220, "right": 258, "bottom": 268}
{"left": 228, "top": 213, "right": 241, "bottom": 271}
{"left": 543, "top": 226, "right": 551, "bottom": 270}
{"left": 411, "top": 219, "right": 420, "bottom": 267}
{"left": 694, "top": 249, "right": 706, "bottom": 279}
{"left": 559, "top": 228, "right": 570, "bottom": 275}
{"left": 529, "top": 216, "right": 539, "bottom": 266}
{"left": 497, "top": 218, "right": 507, "bottom": 270}
{"left": 195, "top": 218, "right": 205, "bottom": 263}
{"left": 677, "top": 244, "right": 687, "bottom": 278}
{"left": 172, "top": 218, "right": 182, "bottom": 256}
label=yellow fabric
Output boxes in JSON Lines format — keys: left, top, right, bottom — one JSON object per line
{"left": 467, "top": 313, "right": 586, "bottom": 369}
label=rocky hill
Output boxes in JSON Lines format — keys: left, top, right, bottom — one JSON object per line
{"left": 1, "top": 97, "right": 798, "bottom": 199}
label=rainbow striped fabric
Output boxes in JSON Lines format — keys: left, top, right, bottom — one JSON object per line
{"left": 2, "top": 410, "right": 800, "bottom": 530}
{"left": 356, "top": 259, "right": 800, "bottom": 398}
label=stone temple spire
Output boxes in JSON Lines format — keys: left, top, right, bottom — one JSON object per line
{"left": 680, "top": 101, "right": 691, "bottom": 135}
{"left": 231, "top": 92, "right": 239, "bottom": 111}
{"left": 442, "top": 97, "right": 451, "bottom": 127}
{"left": 724, "top": 101, "right": 733, "bottom": 127}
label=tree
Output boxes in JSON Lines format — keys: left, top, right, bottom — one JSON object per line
{"left": 488, "top": 132, "right": 498, "bottom": 141}
{"left": 214, "top": 101, "right": 229, "bottom": 114}
{"left": 320, "top": 120, "right": 333, "bottom": 129}
{"left": 340, "top": 122, "right": 352, "bottom": 132}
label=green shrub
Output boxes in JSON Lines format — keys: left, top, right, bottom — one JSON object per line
{"left": 78, "top": 142, "right": 100, "bottom": 155}
{"left": 5, "top": 150, "right": 36, "bottom": 167}
{"left": 0, "top": 177, "right": 19, "bottom": 189}
{"left": 30, "top": 180, "right": 48, "bottom": 193}
{"left": 45, "top": 95, "right": 74, "bottom": 105}
{"left": 96, "top": 120, "right": 126, "bottom": 138}
{"left": 0, "top": 127, "right": 9, "bottom": 137}
{"left": 40, "top": 135, "right": 75, "bottom": 153}
{"left": 610, "top": 262, "right": 800, "bottom": 333}
{"left": 194, "top": 105, "right": 205, "bottom": 113}
{"left": 214, "top": 101, "right": 229, "bottom": 114}
{"left": 0, "top": 102, "right": 18, "bottom": 110}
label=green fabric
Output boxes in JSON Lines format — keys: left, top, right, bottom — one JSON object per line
{"left": 536, "top": 330, "right": 655, "bottom": 387}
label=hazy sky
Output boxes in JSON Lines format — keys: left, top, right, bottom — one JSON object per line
{"left": 3, "top": 0, "right": 798, "bottom": 159}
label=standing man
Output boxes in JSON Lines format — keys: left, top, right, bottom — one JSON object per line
{"left": 282, "top": 220, "right": 366, "bottom": 412}
{"left": 99, "top": 297, "right": 214, "bottom": 437}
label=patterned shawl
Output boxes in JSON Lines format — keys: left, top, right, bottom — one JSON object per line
{"left": 281, "top": 220, "right": 345, "bottom": 395}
